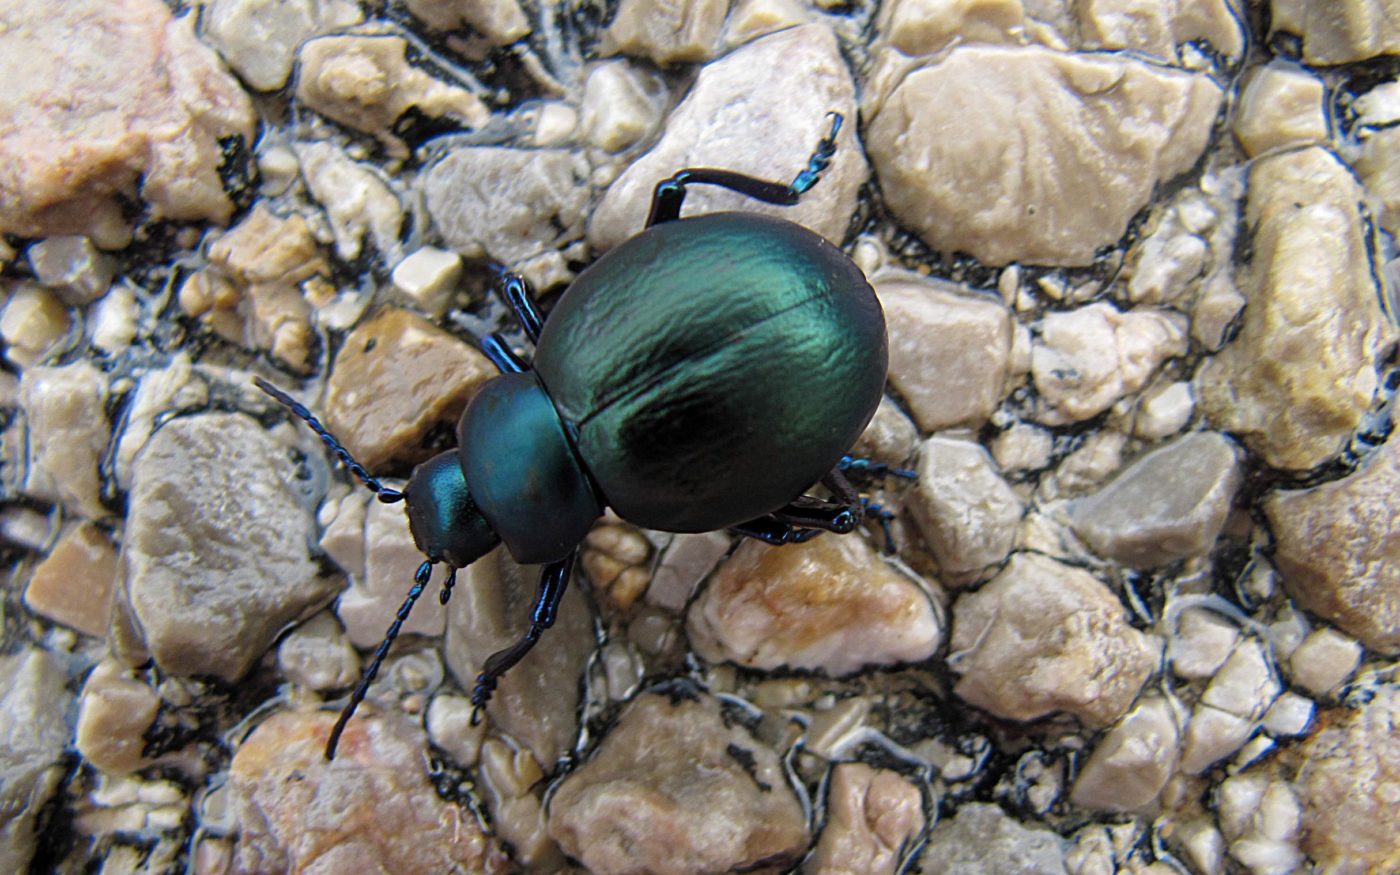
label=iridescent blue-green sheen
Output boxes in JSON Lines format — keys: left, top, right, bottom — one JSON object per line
{"left": 403, "top": 450, "right": 500, "bottom": 568}
{"left": 533, "top": 212, "right": 886, "bottom": 532}
{"left": 457, "top": 371, "right": 602, "bottom": 563}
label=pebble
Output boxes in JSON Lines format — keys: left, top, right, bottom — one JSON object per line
{"left": 0, "top": 0, "right": 256, "bottom": 247}
{"left": 1287, "top": 628, "right": 1362, "bottom": 696}
{"left": 1265, "top": 433, "right": 1400, "bottom": 653}
{"left": 89, "top": 283, "right": 140, "bottom": 354}
{"left": 864, "top": 45, "right": 1222, "bottom": 266}
{"left": 227, "top": 710, "right": 508, "bottom": 873}
{"left": 74, "top": 659, "right": 161, "bottom": 775}
{"left": 24, "top": 521, "right": 118, "bottom": 637}
{"left": 875, "top": 0, "right": 1023, "bottom": 56}
{"left": 1219, "top": 773, "right": 1305, "bottom": 875}
{"left": 1197, "top": 147, "right": 1392, "bottom": 471}
{"left": 1357, "top": 123, "right": 1400, "bottom": 235}
{"left": 644, "top": 529, "right": 731, "bottom": 612}
{"left": 294, "top": 34, "right": 489, "bottom": 149}
{"left": 1066, "top": 431, "right": 1242, "bottom": 567}
{"left": 547, "top": 688, "right": 809, "bottom": 875}
{"left": 600, "top": 0, "right": 729, "bottom": 65}
{"left": 1131, "top": 380, "right": 1194, "bottom": 440}
{"left": 1270, "top": 0, "right": 1400, "bottom": 63}
{"left": 949, "top": 552, "right": 1158, "bottom": 727}
{"left": 422, "top": 146, "right": 591, "bottom": 266}
{"left": 275, "top": 611, "right": 361, "bottom": 692}
{"left": 1070, "top": 695, "right": 1179, "bottom": 812}
{"left": 444, "top": 547, "right": 592, "bottom": 769}
{"left": 120, "top": 413, "right": 337, "bottom": 681}
{"left": 1125, "top": 213, "right": 1209, "bottom": 305}
{"left": 477, "top": 739, "right": 560, "bottom": 867}
{"left": 1201, "top": 638, "right": 1280, "bottom": 722}
{"left": 1030, "top": 302, "right": 1188, "bottom": 426}
{"left": 919, "top": 803, "right": 1068, "bottom": 874}
{"left": 1230, "top": 63, "right": 1327, "bottom": 157}
{"left": 579, "top": 61, "right": 666, "bottom": 153}
{"left": 26, "top": 236, "right": 115, "bottom": 306}
{"left": 875, "top": 274, "right": 1023, "bottom": 432}
{"left": 805, "top": 763, "right": 925, "bottom": 875}
{"left": 402, "top": 0, "right": 528, "bottom": 43}
{"left": 1295, "top": 685, "right": 1400, "bottom": 872}
{"left": 323, "top": 306, "right": 496, "bottom": 470}
{"left": 1168, "top": 607, "right": 1239, "bottom": 680}
{"left": 1, "top": 284, "right": 71, "bottom": 369}
{"left": 424, "top": 692, "right": 486, "bottom": 766}
{"left": 295, "top": 140, "right": 407, "bottom": 263}
{"left": 0, "top": 650, "right": 71, "bottom": 873}
{"left": 390, "top": 246, "right": 463, "bottom": 318}
{"left": 581, "top": 520, "right": 652, "bottom": 613}
{"left": 1261, "top": 691, "right": 1314, "bottom": 737}
{"left": 906, "top": 435, "right": 1023, "bottom": 586}
{"left": 686, "top": 533, "right": 942, "bottom": 676}
{"left": 18, "top": 362, "right": 109, "bottom": 519}
{"left": 589, "top": 25, "right": 864, "bottom": 251}
{"left": 201, "top": 0, "right": 363, "bottom": 91}
{"left": 991, "top": 423, "right": 1055, "bottom": 474}
{"left": 1076, "top": 0, "right": 1244, "bottom": 57}
{"left": 324, "top": 489, "right": 449, "bottom": 647}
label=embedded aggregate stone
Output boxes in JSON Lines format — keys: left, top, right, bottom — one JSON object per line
{"left": 19, "top": 362, "right": 109, "bottom": 520}
{"left": 1356, "top": 124, "right": 1400, "bottom": 234}
{"left": 275, "top": 611, "right": 361, "bottom": 692}
{"left": 875, "top": 274, "right": 1023, "bottom": 432}
{"left": 422, "top": 146, "right": 591, "bottom": 266}
{"left": 0, "top": 284, "right": 70, "bottom": 369}
{"left": 579, "top": 61, "right": 666, "bottom": 153}
{"left": 26, "top": 236, "right": 115, "bottom": 306}
{"left": 119, "top": 413, "right": 337, "bottom": 682}
{"left": 295, "top": 35, "right": 489, "bottom": 145}
{"left": 1264, "top": 433, "right": 1400, "bottom": 653}
{"left": 0, "top": 650, "right": 71, "bottom": 874}
{"left": 547, "top": 689, "right": 809, "bottom": 875}
{"left": 686, "top": 533, "right": 942, "bottom": 676}
{"left": 949, "top": 552, "right": 1157, "bottom": 727}
{"left": 23, "top": 521, "right": 118, "bottom": 637}
{"left": 1030, "top": 302, "right": 1188, "bottom": 426}
{"left": 1230, "top": 64, "right": 1327, "bottom": 157}
{"left": 589, "top": 25, "right": 866, "bottom": 251}
{"left": 201, "top": 0, "right": 363, "bottom": 91}
{"left": 444, "top": 548, "right": 593, "bottom": 769}
{"left": 74, "top": 659, "right": 161, "bottom": 775}
{"left": 1168, "top": 607, "right": 1239, "bottom": 679}
{"left": 227, "top": 710, "right": 508, "bottom": 874}
{"left": 323, "top": 306, "right": 496, "bottom": 470}
{"left": 403, "top": 0, "right": 529, "bottom": 43}
{"left": 1197, "top": 147, "right": 1392, "bottom": 471}
{"left": 0, "top": 0, "right": 256, "bottom": 247}
{"left": 919, "top": 803, "right": 1068, "bottom": 875}
{"left": 906, "top": 435, "right": 1023, "bottom": 587}
{"left": 601, "top": 0, "right": 729, "bottom": 64}
{"left": 864, "top": 45, "right": 1222, "bottom": 267}
{"left": 1070, "top": 695, "right": 1179, "bottom": 812}
{"left": 1218, "top": 773, "right": 1305, "bottom": 875}
{"left": 477, "top": 738, "right": 561, "bottom": 867}
{"left": 1066, "top": 431, "right": 1242, "bottom": 567}
{"left": 1270, "top": 0, "right": 1400, "bottom": 63}
{"left": 1287, "top": 628, "right": 1362, "bottom": 696}
{"left": 295, "top": 140, "right": 407, "bottom": 263}
{"left": 874, "top": 0, "right": 1024, "bottom": 56}
{"left": 1294, "top": 685, "right": 1400, "bottom": 873}
{"left": 806, "top": 763, "right": 925, "bottom": 875}
{"left": 1075, "top": 0, "right": 1244, "bottom": 57}
{"left": 325, "top": 488, "right": 450, "bottom": 647}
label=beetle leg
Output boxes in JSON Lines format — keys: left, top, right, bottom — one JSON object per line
{"left": 645, "top": 112, "right": 844, "bottom": 226}
{"left": 481, "top": 333, "right": 529, "bottom": 374}
{"left": 498, "top": 272, "right": 544, "bottom": 343}
{"left": 838, "top": 454, "right": 918, "bottom": 480}
{"left": 730, "top": 514, "right": 827, "bottom": 545}
{"left": 470, "top": 549, "right": 577, "bottom": 722}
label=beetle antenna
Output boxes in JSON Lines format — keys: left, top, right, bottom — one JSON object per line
{"left": 326, "top": 559, "right": 434, "bottom": 759}
{"left": 254, "top": 377, "right": 404, "bottom": 504}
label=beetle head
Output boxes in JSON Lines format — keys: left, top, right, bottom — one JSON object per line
{"left": 402, "top": 449, "right": 500, "bottom": 569}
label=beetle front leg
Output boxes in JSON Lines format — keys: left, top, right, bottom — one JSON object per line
{"left": 470, "top": 549, "right": 577, "bottom": 720}
{"left": 646, "top": 113, "right": 844, "bottom": 226}
{"left": 498, "top": 271, "right": 544, "bottom": 343}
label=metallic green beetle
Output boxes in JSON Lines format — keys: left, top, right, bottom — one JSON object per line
{"left": 258, "top": 113, "right": 889, "bottom": 759}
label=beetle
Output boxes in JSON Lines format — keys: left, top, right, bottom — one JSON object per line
{"left": 257, "top": 113, "right": 892, "bottom": 759}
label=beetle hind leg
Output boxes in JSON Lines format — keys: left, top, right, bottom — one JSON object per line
{"left": 469, "top": 549, "right": 578, "bottom": 722}
{"left": 645, "top": 112, "right": 844, "bottom": 226}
